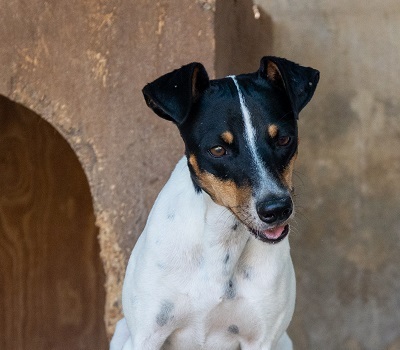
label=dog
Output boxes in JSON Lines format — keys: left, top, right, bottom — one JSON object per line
{"left": 110, "top": 56, "right": 319, "bottom": 350}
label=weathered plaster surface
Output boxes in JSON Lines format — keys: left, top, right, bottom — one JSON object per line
{"left": 255, "top": 1, "right": 400, "bottom": 348}
{"left": 0, "top": 0, "right": 215, "bottom": 336}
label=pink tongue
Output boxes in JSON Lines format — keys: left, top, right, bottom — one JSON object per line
{"left": 263, "top": 225, "right": 286, "bottom": 239}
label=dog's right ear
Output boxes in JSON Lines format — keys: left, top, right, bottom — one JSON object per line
{"left": 259, "top": 56, "right": 319, "bottom": 119}
{"left": 142, "top": 63, "right": 209, "bottom": 126}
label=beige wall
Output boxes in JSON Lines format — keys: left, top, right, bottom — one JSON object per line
{"left": 253, "top": 0, "right": 400, "bottom": 348}
{"left": 1, "top": 0, "right": 399, "bottom": 348}
{"left": 0, "top": 0, "right": 215, "bottom": 338}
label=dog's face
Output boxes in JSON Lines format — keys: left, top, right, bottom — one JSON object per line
{"left": 182, "top": 76, "right": 298, "bottom": 241}
{"left": 143, "top": 57, "right": 319, "bottom": 243}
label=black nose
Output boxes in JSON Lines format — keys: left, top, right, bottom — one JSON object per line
{"left": 256, "top": 197, "right": 293, "bottom": 224}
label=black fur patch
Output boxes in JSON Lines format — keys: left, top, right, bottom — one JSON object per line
{"left": 156, "top": 300, "right": 174, "bottom": 327}
{"left": 224, "top": 279, "right": 236, "bottom": 299}
{"left": 180, "top": 76, "right": 299, "bottom": 197}
{"left": 224, "top": 253, "right": 230, "bottom": 264}
{"left": 228, "top": 324, "right": 239, "bottom": 334}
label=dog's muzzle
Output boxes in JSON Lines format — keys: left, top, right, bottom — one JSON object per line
{"left": 246, "top": 196, "right": 293, "bottom": 243}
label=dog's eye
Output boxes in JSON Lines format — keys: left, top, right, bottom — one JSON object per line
{"left": 276, "top": 136, "right": 291, "bottom": 147}
{"left": 209, "top": 146, "right": 227, "bottom": 157}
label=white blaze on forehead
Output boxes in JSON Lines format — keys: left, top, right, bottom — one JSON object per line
{"left": 229, "top": 75, "right": 282, "bottom": 195}
{"left": 229, "top": 76, "right": 266, "bottom": 175}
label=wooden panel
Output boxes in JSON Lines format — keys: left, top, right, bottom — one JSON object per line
{"left": 0, "top": 96, "right": 107, "bottom": 349}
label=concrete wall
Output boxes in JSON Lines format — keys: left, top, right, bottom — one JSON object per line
{"left": 0, "top": 0, "right": 215, "bottom": 339}
{"left": 1, "top": 0, "right": 400, "bottom": 348}
{"left": 252, "top": 1, "right": 400, "bottom": 349}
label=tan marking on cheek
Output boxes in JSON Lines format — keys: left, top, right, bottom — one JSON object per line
{"left": 189, "top": 154, "right": 251, "bottom": 214}
{"left": 282, "top": 152, "right": 298, "bottom": 189}
{"left": 268, "top": 124, "right": 278, "bottom": 138}
{"left": 188, "top": 154, "right": 201, "bottom": 175}
{"left": 221, "top": 131, "right": 234, "bottom": 144}
{"left": 200, "top": 173, "right": 251, "bottom": 210}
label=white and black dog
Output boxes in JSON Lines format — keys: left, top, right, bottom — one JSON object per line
{"left": 111, "top": 56, "right": 319, "bottom": 350}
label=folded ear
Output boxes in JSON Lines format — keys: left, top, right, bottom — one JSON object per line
{"left": 259, "top": 56, "right": 319, "bottom": 118}
{"left": 142, "top": 62, "right": 210, "bottom": 125}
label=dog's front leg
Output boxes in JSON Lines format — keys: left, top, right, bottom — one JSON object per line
{"left": 110, "top": 316, "right": 173, "bottom": 350}
{"left": 130, "top": 333, "right": 170, "bottom": 350}
{"left": 118, "top": 332, "right": 172, "bottom": 350}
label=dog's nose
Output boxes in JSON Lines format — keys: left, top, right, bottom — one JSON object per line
{"left": 256, "top": 197, "right": 293, "bottom": 224}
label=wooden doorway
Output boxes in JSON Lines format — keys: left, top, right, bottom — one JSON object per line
{"left": 0, "top": 96, "right": 108, "bottom": 349}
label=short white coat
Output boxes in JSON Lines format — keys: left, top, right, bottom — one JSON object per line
{"left": 111, "top": 158, "right": 295, "bottom": 350}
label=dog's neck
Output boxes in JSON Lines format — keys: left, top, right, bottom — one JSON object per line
{"left": 200, "top": 192, "right": 248, "bottom": 276}
{"left": 196, "top": 174, "right": 291, "bottom": 282}
{"left": 167, "top": 157, "right": 291, "bottom": 281}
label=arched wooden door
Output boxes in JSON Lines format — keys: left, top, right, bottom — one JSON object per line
{"left": 0, "top": 96, "right": 108, "bottom": 349}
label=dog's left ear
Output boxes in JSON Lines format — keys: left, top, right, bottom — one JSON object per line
{"left": 259, "top": 56, "right": 320, "bottom": 118}
{"left": 142, "top": 62, "right": 210, "bottom": 126}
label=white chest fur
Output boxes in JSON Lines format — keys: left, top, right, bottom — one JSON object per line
{"left": 118, "top": 158, "right": 295, "bottom": 350}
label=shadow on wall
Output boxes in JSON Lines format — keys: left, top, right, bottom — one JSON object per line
{"left": 215, "top": 0, "right": 273, "bottom": 76}
{"left": 216, "top": 1, "right": 400, "bottom": 349}
{"left": 0, "top": 96, "right": 108, "bottom": 349}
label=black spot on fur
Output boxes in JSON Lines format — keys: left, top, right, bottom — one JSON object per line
{"left": 228, "top": 324, "right": 239, "bottom": 334}
{"left": 156, "top": 300, "right": 174, "bottom": 327}
{"left": 224, "top": 253, "right": 230, "bottom": 264}
{"left": 191, "top": 175, "right": 202, "bottom": 193}
{"left": 232, "top": 222, "right": 238, "bottom": 231}
{"left": 225, "top": 279, "right": 236, "bottom": 299}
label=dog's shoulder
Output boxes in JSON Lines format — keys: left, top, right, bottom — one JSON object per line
{"left": 147, "top": 156, "right": 205, "bottom": 238}
{"left": 123, "top": 157, "right": 206, "bottom": 287}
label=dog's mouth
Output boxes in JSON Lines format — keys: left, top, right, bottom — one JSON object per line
{"left": 249, "top": 224, "right": 290, "bottom": 244}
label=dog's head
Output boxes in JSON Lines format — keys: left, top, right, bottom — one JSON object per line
{"left": 143, "top": 57, "right": 319, "bottom": 243}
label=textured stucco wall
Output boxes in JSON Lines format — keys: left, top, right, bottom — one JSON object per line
{"left": 0, "top": 0, "right": 215, "bottom": 336}
{"left": 253, "top": 1, "right": 400, "bottom": 349}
